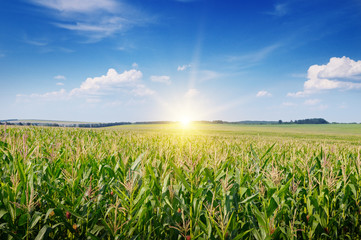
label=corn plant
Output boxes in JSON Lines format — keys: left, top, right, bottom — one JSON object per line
{"left": 0, "top": 125, "right": 361, "bottom": 239}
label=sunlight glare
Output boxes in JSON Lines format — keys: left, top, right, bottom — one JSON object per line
{"left": 180, "top": 117, "right": 191, "bottom": 127}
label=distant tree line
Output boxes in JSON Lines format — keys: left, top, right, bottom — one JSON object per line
{"left": 2, "top": 118, "right": 360, "bottom": 128}
{"left": 134, "top": 121, "right": 173, "bottom": 125}
{"left": 0, "top": 121, "right": 131, "bottom": 128}
{"left": 278, "top": 118, "right": 329, "bottom": 124}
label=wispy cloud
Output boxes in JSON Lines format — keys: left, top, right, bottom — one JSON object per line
{"left": 23, "top": 37, "right": 48, "bottom": 46}
{"left": 132, "top": 62, "right": 138, "bottom": 68}
{"left": 256, "top": 90, "right": 272, "bottom": 97}
{"left": 196, "top": 70, "right": 222, "bottom": 82}
{"left": 288, "top": 56, "right": 361, "bottom": 97}
{"left": 185, "top": 88, "right": 199, "bottom": 98}
{"left": 54, "top": 75, "right": 66, "bottom": 80}
{"left": 29, "top": 0, "right": 150, "bottom": 41}
{"left": 131, "top": 85, "right": 155, "bottom": 96}
{"left": 227, "top": 43, "right": 281, "bottom": 67}
{"left": 267, "top": 3, "right": 289, "bottom": 17}
{"left": 150, "top": 75, "right": 171, "bottom": 85}
{"left": 177, "top": 64, "right": 191, "bottom": 71}
{"left": 17, "top": 89, "right": 68, "bottom": 102}
{"left": 287, "top": 91, "right": 307, "bottom": 98}
{"left": 55, "top": 17, "right": 130, "bottom": 39}
{"left": 31, "top": 0, "right": 117, "bottom": 13}
{"left": 17, "top": 68, "right": 154, "bottom": 102}
{"left": 302, "top": 98, "right": 327, "bottom": 110}
{"left": 54, "top": 75, "right": 66, "bottom": 86}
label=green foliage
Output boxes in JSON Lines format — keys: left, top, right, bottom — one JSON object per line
{"left": 0, "top": 125, "right": 361, "bottom": 239}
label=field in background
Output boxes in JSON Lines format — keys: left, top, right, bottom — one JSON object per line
{"left": 0, "top": 123, "right": 361, "bottom": 239}
{"left": 108, "top": 123, "right": 361, "bottom": 141}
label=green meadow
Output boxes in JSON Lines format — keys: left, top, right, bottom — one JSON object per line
{"left": 1, "top": 123, "right": 361, "bottom": 239}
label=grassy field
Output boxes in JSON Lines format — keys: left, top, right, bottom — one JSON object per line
{"left": 0, "top": 123, "right": 361, "bottom": 239}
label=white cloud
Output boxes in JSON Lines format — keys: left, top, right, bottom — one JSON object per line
{"left": 150, "top": 75, "right": 171, "bottom": 85}
{"left": 267, "top": 3, "right": 288, "bottom": 17}
{"left": 315, "top": 56, "right": 361, "bottom": 79}
{"left": 256, "top": 90, "right": 272, "bottom": 97}
{"left": 54, "top": 75, "right": 66, "bottom": 80}
{"left": 228, "top": 43, "right": 281, "bottom": 65}
{"left": 70, "top": 68, "right": 150, "bottom": 96}
{"left": 288, "top": 56, "right": 361, "bottom": 97}
{"left": 304, "top": 99, "right": 320, "bottom": 105}
{"left": 17, "top": 68, "right": 154, "bottom": 102}
{"left": 23, "top": 39, "right": 48, "bottom": 46}
{"left": 29, "top": 0, "right": 147, "bottom": 41}
{"left": 197, "top": 70, "right": 222, "bottom": 82}
{"left": 287, "top": 91, "right": 307, "bottom": 98}
{"left": 185, "top": 88, "right": 199, "bottom": 98}
{"left": 30, "top": 0, "right": 117, "bottom": 13}
{"left": 131, "top": 84, "right": 155, "bottom": 96}
{"left": 132, "top": 62, "right": 138, "bottom": 68}
{"left": 55, "top": 17, "right": 127, "bottom": 38}
{"left": 17, "top": 89, "right": 68, "bottom": 101}
{"left": 56, "top": 82, "right": 64, "bottom": 86}
{"left": 177, "top": 64, "right": 191, "bottom": 71}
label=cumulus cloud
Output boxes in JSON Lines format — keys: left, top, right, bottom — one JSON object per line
{"left": 56, "top": 82, "right": 64, "bottom": 86}
{"left": 177, "top": 64, "right": 191, "bottom": 71}
{"left": 70, "top": 68, "right": 151, "bottom": 96}
{"left": 288, "top": 56, "right": 361, "bottom": 97}
{"left": 17, "top": 68, "right": 154, "bottom": 102}
{"left": 150, "top": 75, "right": 171, "bottom": 85}
{"left": 256, "top": 90, "right": 272, "bottom": 97}
{"left": 185, "top": 88, "right": 199, "bottom": 98}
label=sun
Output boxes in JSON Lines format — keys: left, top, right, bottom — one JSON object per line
{"left": 180, "top": 117, "right": 191, "bottom": 127}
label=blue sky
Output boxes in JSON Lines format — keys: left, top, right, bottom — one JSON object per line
{"left": 1, "top": 0, "right": 361, "bottom": 122}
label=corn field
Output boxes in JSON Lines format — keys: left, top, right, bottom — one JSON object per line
{"left": 0, "top": 125, "right": 361, "bottom": 239}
